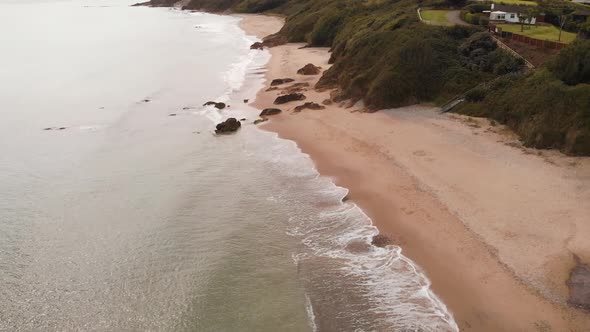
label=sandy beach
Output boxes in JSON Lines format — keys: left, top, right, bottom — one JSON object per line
{"left": 238, "top": 14, "right": 590, "bottom": 332}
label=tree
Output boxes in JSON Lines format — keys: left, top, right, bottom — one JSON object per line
{"left": 524, "top": 7, "right": 539, "bottom": 30}
{"left": 519, "top": 12, "right": 527, "bottom": 32}
{"left": 557, "top": 8, "right": 575, "bottom": 42}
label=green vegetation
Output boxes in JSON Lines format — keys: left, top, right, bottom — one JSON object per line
{"left": 457, "top": 40, "right": 590, "bottom": 155}
{"left": 421, "top": 10, "right": 452, "bottom": 26}
{"left": 146, "top": 0, "right": 590, "bottom": 155}
{"left": 494, "top": 0, "right": 538, "bottom": 6}
{"left": 497, "top": 23, "right": 577, "bottom": 43}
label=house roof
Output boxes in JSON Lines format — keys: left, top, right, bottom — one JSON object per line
{"left": 491, "top": 4, "right": 533, "bottom": 13}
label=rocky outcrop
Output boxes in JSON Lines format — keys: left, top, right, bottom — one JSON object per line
{"left": 250, "top": 42, "right": 264, "bottom": 50}
{"left": 271, "top": 78, "right": 295, "bottom": 86}
{"left": 297, "top": 63, "right": 321, "bottom": 75}
{"left": 215, "top": 118, "right": 241, "bottom": 134}
{"left": 249, "top": 33, "right": 288, "bottom": 50}
{"left": 260, "top": 108, "right": 282, "bottom": 117}
{"left": 274, "top": 93, "right": 306, "bottom": 105}
{"left": 371, "top": 234, "right": 392, "bottom": 248}
{"left": 322, "top": 99, "right": 333, "bottom": 105}
{"left": 294, "top": 102, "right": 325, "bottom": 112}
{"left": 203, "top": 101, "right": 226, "bottom": 109}
{"left": 567, "top": 255, "right": 590, "bottom": 310}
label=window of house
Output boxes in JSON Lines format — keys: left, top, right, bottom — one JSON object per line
{"left": 510, "top": 13, "right": 515, "bottom": 18}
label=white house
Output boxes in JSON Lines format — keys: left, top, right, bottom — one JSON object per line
{"left": 488, "top": 4, "right": 537, "bottom": 24}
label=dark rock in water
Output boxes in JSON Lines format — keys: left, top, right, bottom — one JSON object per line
{"left": 266, "top": 87, "right": 279, "bottom": 92}
{"left": 169, "top": 113, "right": 177, "bottom": 116}
{"left": 215, "top": 118, "right": 241, "bottom": 134}
{"left": 567, "top": 255, "right": 590, "bottom": 310}
{"left": 294, "top": 102, "right": 325, "bottom": 112}
{"left": 43, "top": 127, "right": 53, "bottom": 131}
{"left": 182, "top": 107, "right": 192, "bottom": 110}
{"left": 240, "top": 118, "right": 247, "bottom": 121}
{"left": 371, "top": 234, "right": 392, "bottom": 248}
{"left": 274, "top": 93, "right": 306, "bottom": 105}
{"left": 142, "top": 99, "right": 150, "bottom": 103}
{"left": 271, "top": 78, "right": 295, "bottom": 86}
{"left": 297, "top": 63, "right": 321, "bottom": 75}
{"left": 203, "top": 101, "right": 226, "bottom": 109}
{"left": 58, "top": 127, "right": 67, "bottom": 130}
{"left": 250, "top": 42, "right": 264, "bottom": 50}
{"left": 131, "top": 1, "right": 151, "bottom": 6}
{"left": 243, "top": 99, "right": 249, "bottom": 103}
{"left": 253, "top": 118, "right": 269, "bottom": 125}
{"left": 260, "top": 108, "right": 282, "bottom": 117}
{"left": 345, "top": 240, "right": 372, "bottom": 254}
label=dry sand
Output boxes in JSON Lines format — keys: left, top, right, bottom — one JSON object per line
{"left": 238, "top": 14, "right": 590, "bottom": 331}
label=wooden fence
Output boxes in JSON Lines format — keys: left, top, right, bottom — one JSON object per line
{"left": 491, "top": 35, "right": 535, "bottom": 69}
{"left": 488, "top": 24, "right": 567, "bottom": 50}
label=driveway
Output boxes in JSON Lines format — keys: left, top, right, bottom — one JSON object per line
{"left": 446, "top": 10, "right": 471, "bottom": 26}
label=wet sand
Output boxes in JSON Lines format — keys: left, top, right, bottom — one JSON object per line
{"left": 238, "top": 14, "right": 590, "bottom": 331}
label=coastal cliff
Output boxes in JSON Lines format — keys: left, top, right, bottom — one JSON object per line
{"left": 144, "top": 0, "right": 590, "bottom": 155}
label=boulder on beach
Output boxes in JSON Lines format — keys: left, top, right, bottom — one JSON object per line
{"left": 254, "top": 118, "right": 269, "bottom": 125}
{"left": 260, "top": 108, "right": 282, "bottom": 117}
{"left": 266, "top": 87, "right": 279, "bottom": 92}
{"left": 274, "top": 93, "right": 306, "bottom": 105}
{"left": 294, "top": 102, "right": 325, "bottom": 112}
{"left": 297, "top": 63, "right": 321, "bottom": 75}
{"left": 284, "top": 82, "right": 310, "bottom": 94}
{"left": 203, "top": 101, "right": 226, "bottom": 110}
{"left": 215, "top": 118, "right": 241, "bottom": 134}
{"left": 371, "top": 234, "right": 392, "bottom": 248}
{"left": 243, "top": 99, "right": 249, "bottom": 103}
{"left": 567, "top": 255, "right": 590, "bottom": 310}
{"left": 271, "top": 78, "right": 295, "bottom": 86}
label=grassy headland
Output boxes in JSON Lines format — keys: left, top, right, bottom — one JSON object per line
{"left": 148, "top": 0, "right": 590, "bottom": 155}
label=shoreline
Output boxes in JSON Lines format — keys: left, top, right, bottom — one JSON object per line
{"left": 237, "top": 14, "right": 590, "bottom": 332}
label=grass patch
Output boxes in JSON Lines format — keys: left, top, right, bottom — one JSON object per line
{"left": 493, "top": 0, "right": 538, "bottom": 6}
{"left": 497, "top": 23, "right": 577, "bottom": 43}
{"left": 420, "top": 10, "right": 452, "bottom": 26}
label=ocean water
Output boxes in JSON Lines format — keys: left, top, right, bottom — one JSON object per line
{"left": 0, "top": 1, "right": 458, "bottom": 331}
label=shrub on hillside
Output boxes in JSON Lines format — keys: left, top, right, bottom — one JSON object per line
{"left": 547, "top": 40, "right": 590, "bottom": 85}
{"left": 234, "top": 0, "right": 289, "bottom": 12}
{"left": 310, "top": 12, "right": 344, "bottom": 46}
